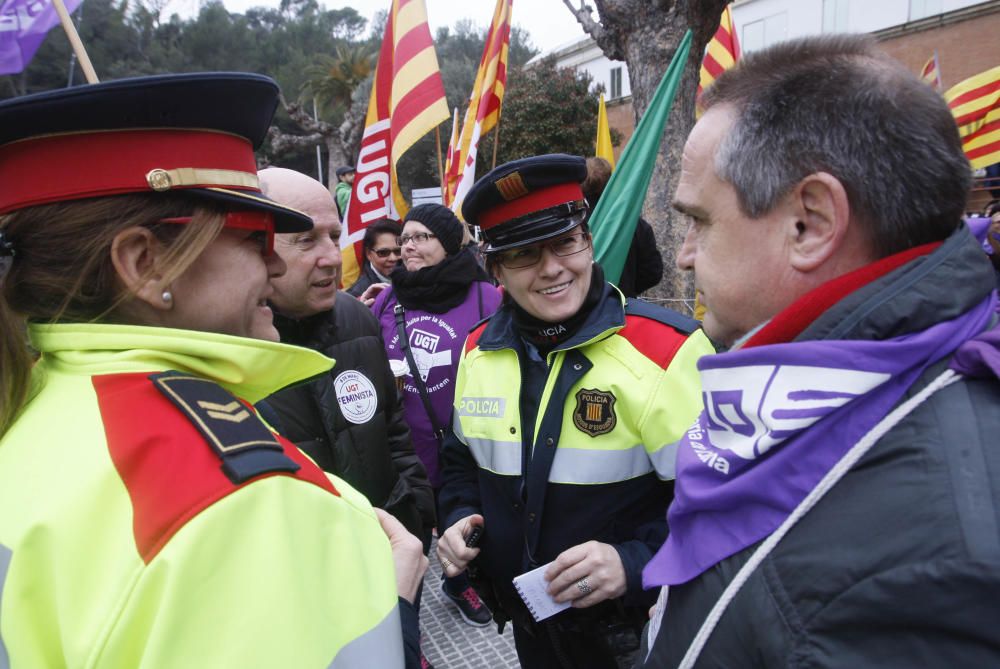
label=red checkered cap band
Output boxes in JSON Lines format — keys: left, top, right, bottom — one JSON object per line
{"left": 0, "top": 129, "right": 259, "bottom": 215}
{"left": 478, "top": 182, "right": 585, "bottom": 230}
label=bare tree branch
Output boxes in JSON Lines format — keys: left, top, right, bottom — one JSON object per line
{"left": 267, "top": 126, "right": 325, "bottom": 153}
{"left": 561, "top": 0, "right": 604, "bottom": 42}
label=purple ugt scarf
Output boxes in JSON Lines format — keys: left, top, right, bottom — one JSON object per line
{"left": 643, "top": 293, "right": 997, "bottom": 588}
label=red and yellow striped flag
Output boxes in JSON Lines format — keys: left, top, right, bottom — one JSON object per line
{"left": 945, "top": 64, "right": 1000, "bottom": 170}
{"left": 921, "top": 51, "right": 941, "bottom": 90}
{"left": 445, "top": 0, "right": 512, "bottom": 212}
{"left": 443, "top": 106, "right": 459, "bottom": 195}
{"left": 696, "top": 4, "right": 739, "bottom": 115}
{"left": 340, "top": 0, "right": 449, "bottom": 287}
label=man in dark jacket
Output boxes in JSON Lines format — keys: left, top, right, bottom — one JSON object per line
{"left": 346, "top": 218, "right": 402, "bottom": 299}
{"left": 257, "top": 167, "right": 435, "bottom": 544}
{"left": 640, "top": 35, "right": 1000, "bottom": 667}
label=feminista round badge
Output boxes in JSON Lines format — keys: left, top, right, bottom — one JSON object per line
{"left": 334, "top": 370, "right": 378, "bottom": 424}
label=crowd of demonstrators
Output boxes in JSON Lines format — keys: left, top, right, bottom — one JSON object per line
{"left": 346, "top": 218, "right": 404, "bottom": 299}
{"left": 255, "top": 168, "right": 435, "bottom": 548}
{"left": 640, "top": 34, "right": 1000, "bottom": 667}
{"left": 371, "top": 204, "right": 503, "bottom": 631}
{"left": 435, "top": 154, "right": 713, "bottom": 669}
{"left": 581, "top": 156, "right": 664, "bottom": 298}
{"left": 0, "top": 74, "right": 424, "bottom": 668}
{"left": 333, "top": 164, "right": 356, "bottom": 220}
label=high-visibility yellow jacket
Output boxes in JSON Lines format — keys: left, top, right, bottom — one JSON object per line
{"left": 439, "top": 286, "right": 713, "bottom": 613}
{"left": 0, "top": 323, "right": 403, "bottom": 668}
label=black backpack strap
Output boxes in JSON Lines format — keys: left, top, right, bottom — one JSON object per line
{"left": 150, "top": 371, "right": 300, "bottom": 484}
{"left": 393, "top": 304, "right": 447, "bottom": 441}
{"left": 624, "top": 298, "right": 700, "bottom": 335}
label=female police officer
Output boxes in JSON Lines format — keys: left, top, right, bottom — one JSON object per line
{"left": 0, "top": 73, "right": 422, "bottom": 667}
{"left": 436, "top": 154, "right": 713, "bottom": 668}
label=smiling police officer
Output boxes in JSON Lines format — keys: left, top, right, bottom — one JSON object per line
{"left": 435, "top": 154, "right": 713, "bottom": 668}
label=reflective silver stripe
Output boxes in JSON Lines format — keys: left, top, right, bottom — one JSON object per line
{"left": 452, "top": 410, "right": 466, "bottom": 443}
{"left": 328, "top": 603, "right": 404, "bottom": 669}
{"left": 548, "top": 444, "right": 654, "bottom": 484}
{"left": 649, "top": 440, "right": 681, "bottom": 480}
{"left": 0, "top": 542, "right": 10, "bottom": 669}
{"left": 465, "top": 436, "right": 522, "bottom": 476}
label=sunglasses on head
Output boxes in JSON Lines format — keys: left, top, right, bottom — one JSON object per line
{"left": 158, "top": 211, "right": 276, "bottom": 256}
{"left": 372, "top": 247, "right": 402, "bottom": 258}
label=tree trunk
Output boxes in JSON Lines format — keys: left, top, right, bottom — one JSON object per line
{"left": 566, "top": 0, "right": 727, "bottom": 309}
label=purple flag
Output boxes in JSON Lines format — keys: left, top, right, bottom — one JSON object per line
{"left": 643, "top": 292, "right": 997, "bottom": 589}
{"left": 1, "top": 0, "right": 84, "bottom": 76}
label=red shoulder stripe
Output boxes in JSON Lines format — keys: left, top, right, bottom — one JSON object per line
{"left": 465, "top": 321, "right": 488, "bottom": 354}
{"left": 93, "top": 372, "right": 337, "bottom": 564}
{"left": 618, "top": 314, "right": 688, "bottom": 370}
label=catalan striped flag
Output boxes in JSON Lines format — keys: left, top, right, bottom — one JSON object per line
{"left": 696, "top": 4, "right": 739, "bottom": 115}
{"left": 340, "top": 0, "right": 448, "bottom": 288}
{"left": 445, "top": 0, "right": 512, "bottom": 213}
{"left": 921, "top": 51, "right": 941, "bottom": 90}
{"left": 945, "top": 64, "right": 1000, "bottom": 170}
{"left": 443, "top": 106, "right": 459, "bottom": 196}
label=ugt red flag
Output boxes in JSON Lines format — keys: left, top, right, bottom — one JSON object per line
{"left": 340, "top": 0, "right": 448, "bottom": 288}
{"left": 1, "top": 0, "right": 83, "bottom": 75}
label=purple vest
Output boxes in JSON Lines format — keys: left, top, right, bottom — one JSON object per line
{"left": 372, "top": 282, "right": 502, "bottom": 487}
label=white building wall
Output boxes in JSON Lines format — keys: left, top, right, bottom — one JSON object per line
{"left": 533, "top": 39, "right": 632, "bottom": 100}
{"left": 732, "top": 0, "right": 988, "bottom": 51}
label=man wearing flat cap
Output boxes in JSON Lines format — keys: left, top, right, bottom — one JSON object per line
{"left": 335, "top": 165, "right": 356, "bottom": 220}
{"left": 435, "top": 153, "right": 713, "bottom": 668}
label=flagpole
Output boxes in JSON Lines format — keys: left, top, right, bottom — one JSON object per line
{"left": 52, "top": 0, "right": 98, "bottom": 84}
{"left": 491, "top": 111, "right": 502, "bottom": 169}
{"left": 435, "top": 126, "right": 445, "bottom": 200}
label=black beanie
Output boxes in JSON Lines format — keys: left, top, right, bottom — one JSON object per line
{"left": 404, "top": 203, "right": 464, "bottom": 255}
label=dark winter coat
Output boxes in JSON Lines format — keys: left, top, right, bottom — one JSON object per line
{"left": 347, "top": 262, "right": 391, "bottom": 299}
{"left": 617, "top": 217, "right": 663, "bottom": 298}
{"left": 262, "top": 292, "right": 435, "bottom": 540}
{"left": 640, "top": 228, "right": 1000, "bottom": 668}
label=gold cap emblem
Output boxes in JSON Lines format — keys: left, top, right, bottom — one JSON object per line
{"left": 146, "top": 169, "right": 173, "bottom": 191}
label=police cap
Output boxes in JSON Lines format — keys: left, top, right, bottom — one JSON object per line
{"left": 0, "top": 72, "right": 311, "bottom": 232}
{"left": 462, "top": 154, "right": 588, "bottom": 253}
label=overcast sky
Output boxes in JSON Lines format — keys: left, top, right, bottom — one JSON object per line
{"left": 166, "top": 0, "right": 588, "bottom": 55}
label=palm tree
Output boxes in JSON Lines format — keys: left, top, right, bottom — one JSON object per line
{"left": 301, "top": 43, "right": 375, "bottom": 114}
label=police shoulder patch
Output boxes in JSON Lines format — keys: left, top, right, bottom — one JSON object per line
{"left": 572, "top": 388, "right": 617, "bottom": 437}
{"left": 151, "top": 371, "right": 300, "bottom": 484}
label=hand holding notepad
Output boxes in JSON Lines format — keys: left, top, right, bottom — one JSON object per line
{"left": 512, "top": 562, "right": 571, "bottom": 622}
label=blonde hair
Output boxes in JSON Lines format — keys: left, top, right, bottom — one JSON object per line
{"left": 0, "top": 193, "right": 225, "bottom": 437}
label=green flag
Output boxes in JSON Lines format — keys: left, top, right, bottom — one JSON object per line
{"left": 591, "top": 29, "right": 693, "bottom": 285}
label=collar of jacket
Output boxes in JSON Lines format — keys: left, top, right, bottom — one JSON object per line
{"left": 742, "top": 226, "right": 995, "bottom": 348}
{"left": 475, "top": 282, "right": 626, "bottom": 355}
{"left": 801, "top": 226, "right": 996, "bottom": 343}
{"left": 29, "top": 322, "right": 334, "bottom": 403}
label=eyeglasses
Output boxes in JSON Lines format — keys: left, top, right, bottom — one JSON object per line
{"left": 397, "top": 232, "right": 437, "bottom": 246}
{"left": 158, "top": 211, "right": 276, "bottom": 256}
{"left": 372, "top": 247, "right": 402, "bottom": 258}
{"left": 494, "top": 232, "right": 591, "bottom": 269}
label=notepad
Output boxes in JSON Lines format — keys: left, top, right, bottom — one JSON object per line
{"left": 512, "top": 562, "right": 571, "bottom": 622}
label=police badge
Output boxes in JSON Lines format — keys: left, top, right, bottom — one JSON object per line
{"left": 572, "top": 388, "right": 617, "bottom": 437}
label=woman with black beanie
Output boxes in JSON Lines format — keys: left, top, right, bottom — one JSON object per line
{"left": 372, "top": 203, "right": 502, "bottom": 629}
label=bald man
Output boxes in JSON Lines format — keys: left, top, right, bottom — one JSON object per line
{"left": 257, "top": 168, "right": 435, "bottom": 548}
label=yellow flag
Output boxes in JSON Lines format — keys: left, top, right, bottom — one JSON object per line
{"left": 596, "top": 93, "right": 615, "bottom": 168}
